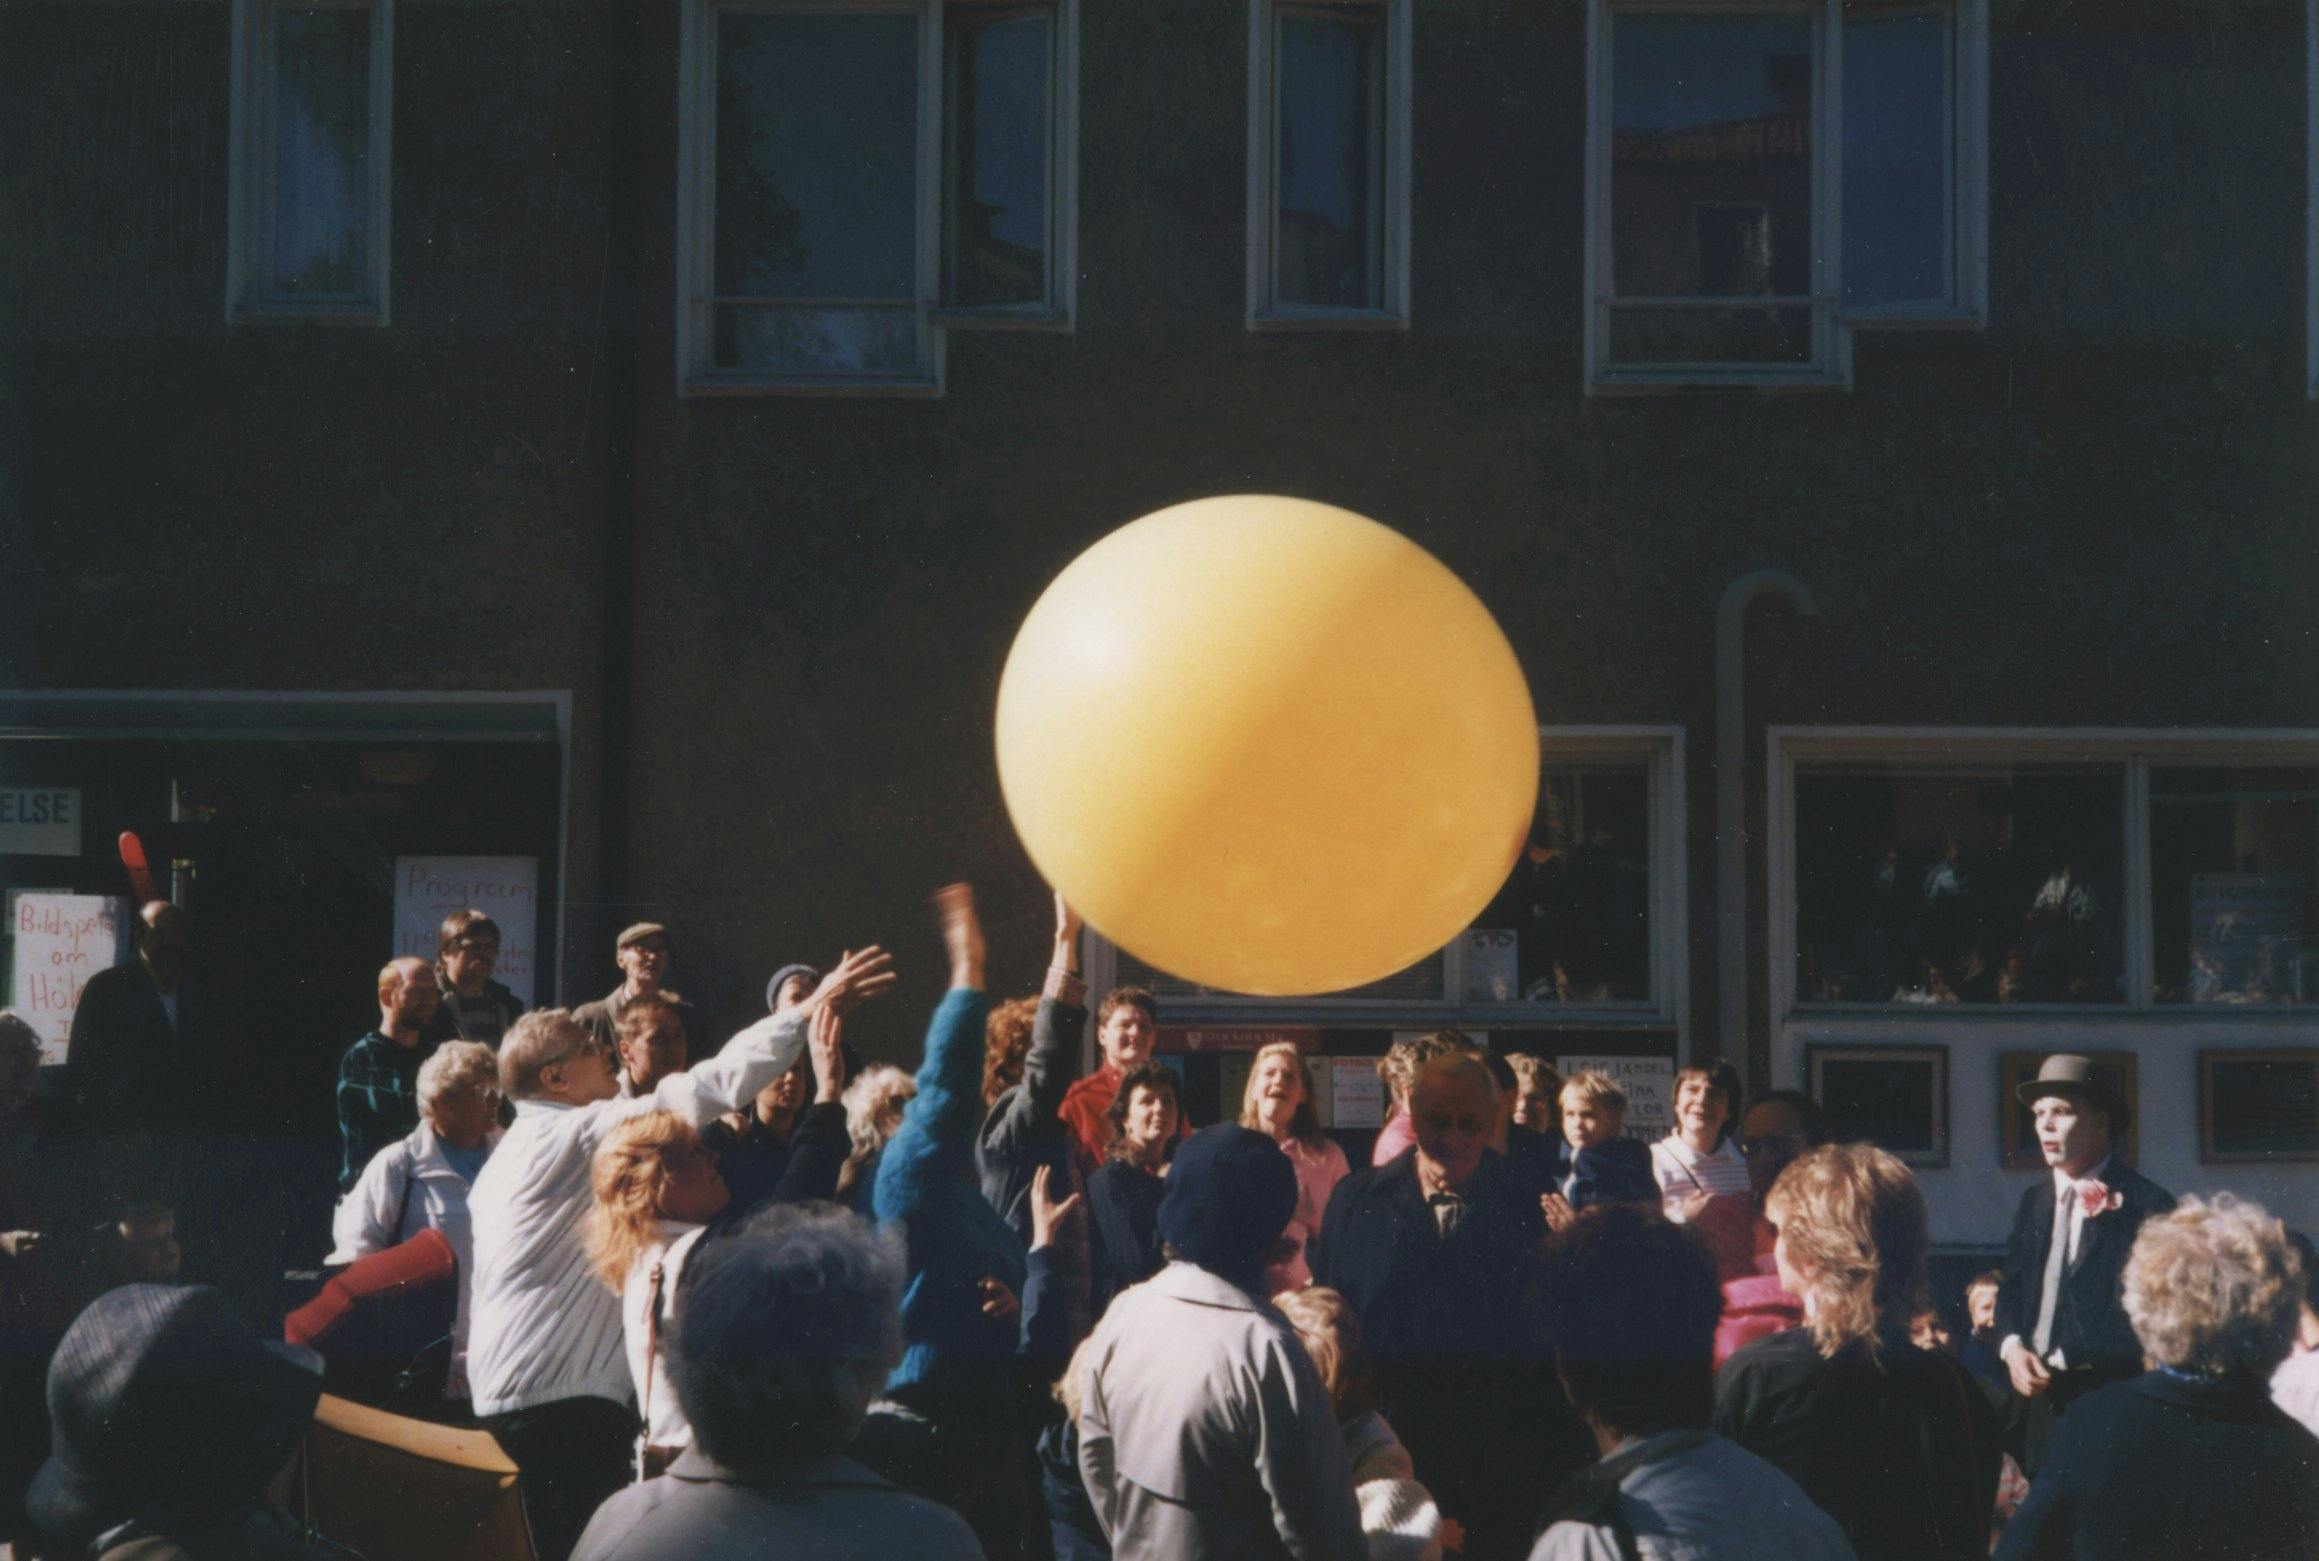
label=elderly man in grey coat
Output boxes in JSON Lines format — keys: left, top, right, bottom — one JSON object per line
{"left": 1077, "top": 1123, "right": 1366, "bottom": 1560}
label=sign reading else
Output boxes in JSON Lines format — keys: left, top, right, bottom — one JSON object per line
{"left": 0, "top": 788, "right": 81, "bottom": 857}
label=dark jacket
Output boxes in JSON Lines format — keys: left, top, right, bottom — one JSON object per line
{"left": 1992, "top": 1369, "right": 2319, "bottom": 1560}
{"left": 976, "top": 989, "right": 1087, "bottom": 1242}
{"left": 421, "top": 977, "right": 525, "bottom": 1048}
{"left": 1084, "top": 1159, "right": 1167, "bottom": 1318}
{"left": 1546, "top": 1134, "right": 1659, "bottom": 1211}
{"left": 333, "top": 1030, "right": 435, "bottom": 1192}
{"left": 1994, "top": 1161, "right": 2174, "bottom": 1378}
{"left": 66, "top": 960, "right": 215, "bottom": 1136}
{"left": 1314, "top": 1149, "right": 1588, "bottom": 1560}
{"left": 704, "top": 1099, "right": 849, "bottom": 1219}
{"left": 1714, "top": 1326, "right": 1999, "bottom": 1561}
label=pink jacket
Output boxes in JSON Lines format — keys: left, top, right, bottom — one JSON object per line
{"left": 1715, "top": 1272, "right": 1804, "bottom": 1371}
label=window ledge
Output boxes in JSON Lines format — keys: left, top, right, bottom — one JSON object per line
{"left": 1247, "top": 310, "right": 1411, "bottom": 334}
{"left": 931, "top": 307, "right": 1073, "bottom": 332}
{"left": 1840, "top": 304, "right": 1987, "bottom": 333}
{"left": 1587, "top": 369, "right": 1849, "bottom": 396}
{"left": 228, "top": 303, "right": 389, "bottom": 328}
{"left": 679, "top": 376, "right": 943, "bottom": 400}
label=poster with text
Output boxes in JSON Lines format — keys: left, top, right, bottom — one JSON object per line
{"left": 1556, "top": 1053, "right": 1673, "bottom": 1142}
{"left": 393, "top": 857, "right": 539, "bottom": 1005}
{"left": 7, "top": 892, "right": 132, "bottom": 1064}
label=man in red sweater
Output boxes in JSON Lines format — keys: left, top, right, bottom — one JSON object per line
{"left": 1057, "top": 986, "right": 1168, "bottom": 1170}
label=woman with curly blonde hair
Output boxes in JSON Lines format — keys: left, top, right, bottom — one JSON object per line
{"left": 1241, "top": 1041, "right": 1349, "bottom": 1292}
{"left": 1995, "top": 1195, "right": 2319, "bottom": 1559}
{"left": 1715, "top": 1144, "right": 1998, "bottom": 1561}
{"left": 585, "top": 1110, "right": 730, "bottom": 1477}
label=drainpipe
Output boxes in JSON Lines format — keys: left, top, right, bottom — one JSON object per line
{"left": 1715, "top": 570, "right": 1819, "bottom": 1070}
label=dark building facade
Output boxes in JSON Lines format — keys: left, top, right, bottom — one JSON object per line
{"left": 3, "top": 0, "right": 2316, "bottom": 1256}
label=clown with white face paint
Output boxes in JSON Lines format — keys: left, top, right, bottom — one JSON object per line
{"left": 1991, "top": 1053, "right": 2175, "bottom": 1474}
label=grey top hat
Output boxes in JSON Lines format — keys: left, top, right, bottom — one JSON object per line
{"left": 2013, "top": 1053, "right": 2121, "bottom": 1112}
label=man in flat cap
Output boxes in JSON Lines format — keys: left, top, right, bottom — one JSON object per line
{"left": 1993, "top": 1052, "right": 2174, "bottom": 1472}
{"left": 573, "top": 923, "right": 706, "bottom": 1063}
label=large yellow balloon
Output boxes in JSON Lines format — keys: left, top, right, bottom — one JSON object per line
{"left": 995, "top": 496, "right": 1539, "bottom": 996}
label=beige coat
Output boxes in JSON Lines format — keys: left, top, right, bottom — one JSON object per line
{"left": 1078, "top": 1261, "right": 1366, "bottom": 1560}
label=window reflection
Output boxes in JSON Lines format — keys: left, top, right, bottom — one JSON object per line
{"left": 945, "top": 11, "right": 1051, "bottom": 309}
{"left": 2152, "top": 768, "right": 2319, "bottom": 1004}
{"left": 1795, "top": 768, "right": 2126, "bottom": 1005}
{"left": 1471, "top": 768, "right": 1653, "bottom": 1004}
{"left": 270, "top": 6, "right": 371, "bottom": 297}
{"left": 1275, "top": 7, "right": 1383, "bottom": 310}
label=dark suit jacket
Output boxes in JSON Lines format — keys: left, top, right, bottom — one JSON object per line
{"left": 1993, "top": 1371, "right": 2319, "bottom": 1560}
{"left": 65, "top": 960, "right": 213, "bottom": 1136}
{"left": 1547, "top": 1134, "right": 1660, "bottom": 1211}
{"left": 1315, "top": 1150, "right": 1588, "bottom": 1558}
{"left": 1993, "top": 1161, "right": 2174, "bottom": 1376}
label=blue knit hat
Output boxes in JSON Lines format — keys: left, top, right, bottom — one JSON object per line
{"left": 764, "top": 963, "right": 822, "bottom": 1014}
{"left": 1158, "top": 1124, "right": 1298, "bottom": 1279}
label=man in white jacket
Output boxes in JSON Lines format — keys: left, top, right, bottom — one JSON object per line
{"left": 467, "top": 946, "right": 895, "bottom": 1561}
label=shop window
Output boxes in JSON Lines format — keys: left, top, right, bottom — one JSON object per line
{"left": 1247, "top": 0, "right": 1412, "bottom": 328}
{"left": 2152, "top": 767, "right": 2319, "bottom": 1005}
{"left": 1097, "top": 732, "right": 1682, "bottom": 1023}
{"left": 1793, "top": 765, "right": 2127, "bottom": 1006}
{"left": 1584, "top": 0, "right": 1986, "bottom": 390}
{"left": 228, "top": 0, "right": 393, "bottom": 324}
{"left": 937, "top": 1, "right": 1078, "bottom": 325}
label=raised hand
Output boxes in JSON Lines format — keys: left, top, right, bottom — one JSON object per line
{"left": 809, "top": 1003, "right": 847, "bottom": 1104}
{"left": 1030, "top": 1162, "right": 1083, "bottom": 1252}
{"left": 811, "top": 946, "right": 898, "bottom": 1017}
{"left": 1052, "top": 892, "right": 1083, "bottom": 971}
{"left": 1539, "top": 1192, "right": 1576, "bottom": 1233}
{"left": 934, "top": 883, "right": 985, "bottom": 990}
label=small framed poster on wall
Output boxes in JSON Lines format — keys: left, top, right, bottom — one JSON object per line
{"left": 1806, "top": 1045, "right": 1949, "bottom": 1168}
{"left": 2199, "top": 1049, "right": 2319, "bottom": 1164}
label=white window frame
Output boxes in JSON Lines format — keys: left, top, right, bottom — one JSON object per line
{"left": 676, "top": 0, "right": 945, "bottom": 396}
{"left": 2307, "top": 0, "right": 2317, "bottom": 398}
{"left": 1770, "top": 727, "right": 2319, "bottom": 1246}
{"left": 932, "top": 0, "right": 1079, "bottom": 330}
{"left": 1770, "top": 728, "right": 2319, "bottom": 1028}
{"left": 1583, "top": 0, "right": 1987, "bottom": 392}
{"left": 1245, "top": 0, "right": 1413, "bottom": 330}
{"left": 1086, "top": 728, "right": 1689, "bottom": 1049}
{"left": 226, "top": 0, "right": 394, "bottom": 326}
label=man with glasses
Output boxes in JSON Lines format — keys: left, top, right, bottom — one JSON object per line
{"left": 573, "top": 923, "right": 704, "bottom": 1066}
{"left": 466, "top": 949, "right": 896, "bottom": 1561}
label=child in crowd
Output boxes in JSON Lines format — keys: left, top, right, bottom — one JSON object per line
{"left": 1274, "top": 1286, "right": 1445, "bottom": 1561}
{"left": 1539, "top": 1073, "right": 1658, "bottom": 1231}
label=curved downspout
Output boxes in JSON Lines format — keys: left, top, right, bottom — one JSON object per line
{"left": 1715, "top": 571, "right": 1820, "bottom": 1070}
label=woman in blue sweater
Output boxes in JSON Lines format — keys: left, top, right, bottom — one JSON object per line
{"left": 859, "top": 883, "right": 1036, "bottom": 1559}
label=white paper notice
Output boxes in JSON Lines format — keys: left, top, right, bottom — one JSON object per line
{"left": 1556, "top": 1053, "right": 1674, "bottom": 1141}
{"left": 1331, "top": 1058, "right": 1386, "bottom": 1129}
{"left": 7, "top": 892, "right": 133, "bottom": 1065}
{"left": 393, "top": 857, "right": 539, "bottom": 1005}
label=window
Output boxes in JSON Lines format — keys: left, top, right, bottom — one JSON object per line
{"left": 938, "top": 1, "right": 1078, "bottom": 325}
{"left": 1793, "top": 764, "right": 2128, "bottom": 1006}
{"left": 2308, "top": 0, "right": 2317, "bottom": 397}
{"left": 1247, "top": 0, "right": 1412, "bottom": 328}
{"left": 2152, "top": 767, "right": 2319, "bottom": 1004}
{"left": 228, "top": 0, "right": 393, "bottom": 324}
{"left": 1771, "top": 731, "right": 2319, "bottom": 1019}
{"left": 678, "top": 0, "right": 1076, "bottom": 393}
{"left": 1584, "top": 0, "right": 1986, "bottom": 389}
{"left": 1093, "top": 730, "right": 1687, "bottom": 1029}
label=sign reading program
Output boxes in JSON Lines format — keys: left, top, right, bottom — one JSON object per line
{"left": 392, "top": 857, "right": 540, "bottom": 1006}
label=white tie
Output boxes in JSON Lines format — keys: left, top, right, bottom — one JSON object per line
{"left": 2032, "top": 1183, "right": 2075, "bottom": 1359}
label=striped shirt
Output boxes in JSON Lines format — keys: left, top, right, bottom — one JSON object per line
{"left": 1650, "top": 1135, "right": 1751, "bottom": 1220}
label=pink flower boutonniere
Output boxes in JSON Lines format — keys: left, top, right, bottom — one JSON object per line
{"left": 2077, "top": 1180, "right": 2124, "bottom": 1219}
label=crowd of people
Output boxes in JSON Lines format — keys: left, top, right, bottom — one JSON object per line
{"left": 2, "top": 885, "right": 2316, "bottom": 1561}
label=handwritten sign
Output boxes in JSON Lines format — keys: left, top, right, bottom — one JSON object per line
{"left": 0, "top": 788, "right": 81, "bottom": 856}
{"left": 1556, "top": 1053, "right": 1674, "bottom": 1141}
{"left": 7, "top": 892, "right": 132, "bottom": 1064}
{"left": 392, "top": 857, "right": 539, "bottom": 1005}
